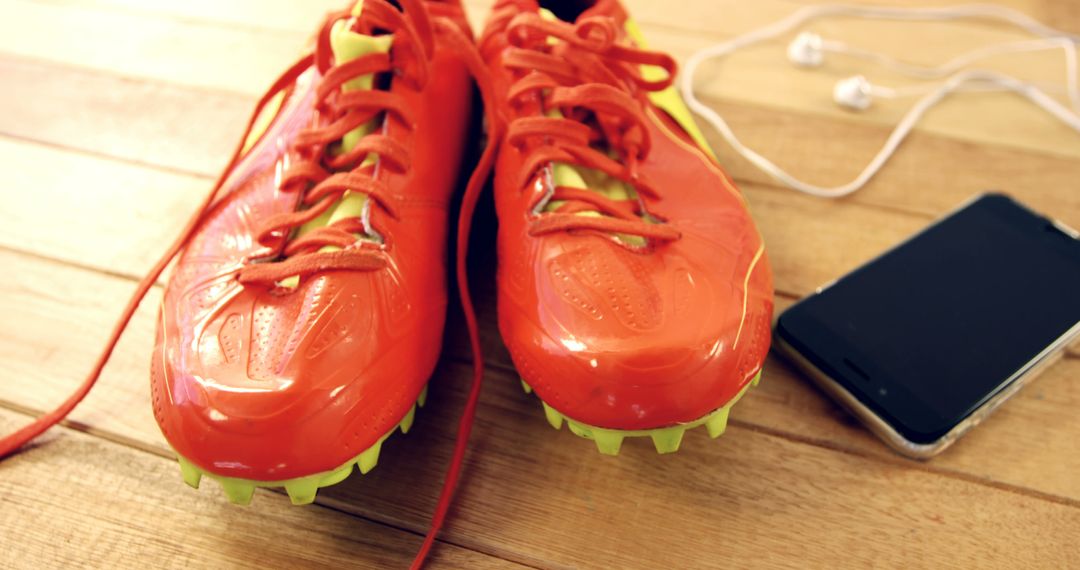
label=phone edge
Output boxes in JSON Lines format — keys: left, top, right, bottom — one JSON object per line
{"left": 772, "top": 319, "right": 1079, "bottom": 460}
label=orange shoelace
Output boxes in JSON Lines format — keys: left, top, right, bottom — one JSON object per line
{"left": 0, "top": 1, "right": 501, "bottom": 568}
{"left": 494, "top": 10, "right": 682, "bottom": 243}
{"left": 240, "top": 0, "right": 423, "bottom": 285}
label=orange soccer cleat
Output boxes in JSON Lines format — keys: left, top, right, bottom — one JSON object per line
{"left": 479, "top": 0, "right": 775, "bottom": 455}
{"left": 148, "top": 0, "right": 482, "bottom": 505}
{"left": 1, "top": 1, "right": 499, "bottom": 564}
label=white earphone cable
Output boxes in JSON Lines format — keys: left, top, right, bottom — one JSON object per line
{"left": 829, "top": 37, "right": 1079, "bottom": 111}
{"left": 679, "top": 4, "right": 1080, "bottom": 199}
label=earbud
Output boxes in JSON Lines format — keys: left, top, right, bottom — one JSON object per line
{"left": 833, "top": 75, "right": 874, "bottom": 111}
{"left": 790, "top": 33, "right": 1080, "bottom": 113}
{"left": 679, "top": 4, "right": 1080, "bottom": 198}
{"left": 787, "top": 31, "right": 825, "bottom": 67}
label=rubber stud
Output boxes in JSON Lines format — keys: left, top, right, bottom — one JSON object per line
{"left": 220, "top": 480, "right": 256, "bottom": 505}
{"left": 177, "top": 457, "right": 202, "bottom": 489}
{"left": 520, "top": 379, "right": 533, "bottom": 394}
{"left": 322, "top": 463, "right": 354, "bottom": 487}
{"left": 417, "top": 385, "right": 428, "bottom": 408}
{"left": 399, "top": 405, "right": 416, "bottom": 435}
{"left": 705, "top": 408, "right": 730, "bottom": 439}
{"left": 751, "top": 371, "right": 762, "bottom": 387}
{"left": 358, "top": 439, "right": 383, "bottom": 474}
{"left": 650, "top": 426, "right": 686, "bottom": 454}
{"left": 541, "top": 402, "right": 564, "bottom": 430}
{"left": 567, "top": 420, "right": 592, "bottom": 439}
{"left": 285, "top": 478, "right": 319, "bottom": 505}
{"left": 591, "top": 429, "right": 624, "bottom": 456}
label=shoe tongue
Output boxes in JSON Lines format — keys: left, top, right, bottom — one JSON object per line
{"left": 537, "top": 8, "right": 644, "bottom": 246}
{"left": 330, "top": 13, "right": 393, "bottom": 153}
{"left": 296, "top": 5, "right": 393, "bottom": 245}
{"left": 282, "top": 2, "right": 393, "bottom": 286}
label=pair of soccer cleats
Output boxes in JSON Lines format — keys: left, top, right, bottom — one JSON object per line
{"left": 1, "top": 0, "right": 773, "bottom": 564}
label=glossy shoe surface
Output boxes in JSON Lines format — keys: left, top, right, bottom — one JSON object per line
{"left": 151, "top": 0, "right": 475, "bottom": 494}
{"left": 480, "top": 0, "right": 775, "bottom": 439}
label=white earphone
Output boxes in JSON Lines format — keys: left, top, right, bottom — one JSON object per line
{"left": 787, "top": 31, "right": 1080, "bottom": 112}
{"left": 679, "top": 4, "right": 1080, "bottom": 199}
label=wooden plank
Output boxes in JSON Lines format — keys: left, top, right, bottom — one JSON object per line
{"left": 0, "top": 0, "right": 305, "bottom": 95}
{"left": 37, "top": 0, "right": 351, "bottom": 33}
{"left": 0, "top": 130, "right": 1075, "bottom": 450}
{"left": 3, "top": 130, "right": 1077, "bottom": 302}
{"left": 31, "top": 0, "right": 491, "bottom": 34}
{"left": 1, "top": 230, "right": 1078, "bottom": 511}
{"left": 335, "top": 380, "right": 1080, "bottom": 570}
{"left": 3, "top": 0, "right": 1079, "bottom": 229}
{"left": 2, "top": 55, "right": 1079, "bottom": 226}
{"left": 0, "top": 136, "right": 204, "bottom": 276}
{"left": 2, "top": 275, "right": 1077, "bottom": 569}
{"left": 643, "top": 18, "right": 1080, "bottom": 161}
{"left": 449, "top": 241, "right": 1080, "bottom": 503}
{"left": 44, "top": 0, "right": 1080, "bottom": 40}
{"left": 0, "top": 57, "right": 247, "bottom": 176}
{"left": 3, "top": 1, "right": 1079, "bottom": 223}
{"left": 630, "top": 0, "right": 1080, "bottom": 38}
{"left": 0, "top": 408, "right": 522, "bottom": 570}
{"left": 7, "top": 0, "right": 1080, "bottom": 161}
{"left": 2, "top": 1, "right": 1077, "bottom": 567}
{"left": 701, "top": 97, "right": 1080, "bottom": 224}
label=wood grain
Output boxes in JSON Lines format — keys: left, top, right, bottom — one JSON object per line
{"left": 1, "top": 0, "right": 1079, "bottom": 567}
{"left": 1, "top": 231, "right": 1078, "bottom": 513}
{"left": 1, "top": 245, "right": 1077, "bottom": 568}
{"left": 9, "top": 0, "right": 1080, "bottom": 159}
{"left": 3, "top": 56, "right": 1079, "bottom": 228}
{"left": 0, "top": 408, "right": 522, "bottom": 570}
{"left": 0, "top": 56, "right": 248, "bottom": 176}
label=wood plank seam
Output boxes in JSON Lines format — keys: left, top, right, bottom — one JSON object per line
{"left": 5, "top": 50, "right": 1078, "bottom": 217}
{"left": 0, "top": 130, "right": 218, "bottom": 181}
{"left": 3, "top": 1, "right": 1077, "bottom": 566}
{"left": 0, "top": 74, "right": 1060, "bottom": 221}
{"left": 26, "top": 0, "right": 310, "bottom": 40}
{"left": 0, "top": 401, "right": 543, "bottom": 570}
{"left": 731, "top": 418, "right": 1080, "bottom": 510}
{"left": 6, "top": 376, "right": 1078, "bottom": 515}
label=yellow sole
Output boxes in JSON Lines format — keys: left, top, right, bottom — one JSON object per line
{"left": 174, "top": 385, "right": 428, "bottom": 506}
{"left": 522, "top": 371, "right": 760, "bottom": 455}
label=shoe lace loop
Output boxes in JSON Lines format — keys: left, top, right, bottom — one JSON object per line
{"left": 501, "top": 13, "right": 681, "bottom": 243}
{"left": 238, "top": 1, "right": 431, "bottom": 286}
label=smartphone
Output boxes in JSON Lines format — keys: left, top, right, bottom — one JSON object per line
{"left": 774, "top": 193, "right": 1080, "bottom": 459}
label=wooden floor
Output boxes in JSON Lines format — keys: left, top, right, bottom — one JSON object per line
{"left": 1, "top": 0, "right": 1078, "bottom": 567}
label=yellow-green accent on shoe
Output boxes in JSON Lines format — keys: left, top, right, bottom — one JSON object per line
{"left": 174, "top": 384, "right": 427, "bottom": 506}
{"left": 523, "top": 371, "right": 760, "bottom": 455}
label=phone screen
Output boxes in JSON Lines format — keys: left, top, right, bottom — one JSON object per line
{"left": 776, "top": 194, "right": 1080, "bottom": 444}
